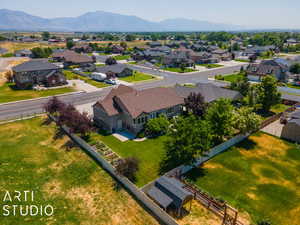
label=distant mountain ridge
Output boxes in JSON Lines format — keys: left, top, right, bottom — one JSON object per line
{"left": 0, "top": 9, "right": 243, "bottom": 32}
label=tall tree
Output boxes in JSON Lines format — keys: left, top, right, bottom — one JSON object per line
{"left": 184, "top": 92, "right": 207, "bottom": 118}
{"left": 160, "top": 116, "right": 212, "bottom": 173}
{"left": 230, "top": 73, "right": 249, "bottom": 96}
{"left": 105, "top": 57, "right": 117, "bottom": 65}
{"left": 42, "top": 31, "right": 50, "bottom": 41}
{"left": 257, "top": 75, "right": 281, "bottom": 112}
{"left": 205, "top": 98, "right": 235, "bottom": 143}
{"left": 233, "top": 107, "right": 261, "bottom": 134}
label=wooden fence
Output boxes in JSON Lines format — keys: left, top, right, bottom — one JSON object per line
{"left": 179, "top": 179, "right": 244, "bottom": 225}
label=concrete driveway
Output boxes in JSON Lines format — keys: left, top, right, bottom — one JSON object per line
{"left": 69, "top": 80, "right": 100, "bottom": 92}
{"left": 261, "top": 120, "right": 284, "bottom": 137}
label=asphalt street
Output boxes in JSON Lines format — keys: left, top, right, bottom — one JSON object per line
{"left": 0, "top": 64, "right": 244, "bottom": 121}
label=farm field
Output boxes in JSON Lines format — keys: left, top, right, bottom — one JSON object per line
{"left": 0, "top": 117, "right": 159, "bottom": 225}
{"left": 185, "top": 132, "right": 300, "bottom": 225}
{"left": 0, "top": 41, "right": 65, "bottom": 53}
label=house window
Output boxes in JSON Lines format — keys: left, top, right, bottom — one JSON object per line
{"left": 167, "top": 107, "right": 174, "bottom": 114}
{"left": 138, "top": 118, "right": 141, "bottom": 124}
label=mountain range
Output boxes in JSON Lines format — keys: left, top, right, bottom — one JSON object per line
{"left": 0, "top": 9, "right": 244, "bottom": 32}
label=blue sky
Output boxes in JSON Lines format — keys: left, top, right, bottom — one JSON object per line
{"left": 1, "top": 0, "right": 300, "bottom": 28}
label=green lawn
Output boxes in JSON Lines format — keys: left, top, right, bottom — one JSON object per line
{"left": 234, "top": 59, "right": 250, "bottom": 62}
{"left": 63, "top": 70, "right": 110, "bottom": 88}
{"left": 197, "top": 64, "right": 224, "bottom": 69}
{"left": 185, "top": 132, "right": 300, "bottom": 225}
{"left": 0, "top": 83, "right": 75, "bottom": 104}
{"left": 113, "top": 55, "right": 131, "bottom": 60}
{"left": 89, "top": 132, "right": 167, "bottom": 187}
{"left": 119, "top": 72, "right": 157, "bottom": 83}
{"left": 287, "top": 84, "right": 300, "bottom": 90}
{"left": 218, "top": 73, "right": 245, "bottom": 83}
{"left": 0, "top": 117, "right": 159, "bottom": 225}
{"left": 163, "top": 67, "right": 197, "bottom": 73}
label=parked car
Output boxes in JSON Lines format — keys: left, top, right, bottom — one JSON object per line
{"left": 105, "top": 79, "right": 117, "bottom": 85}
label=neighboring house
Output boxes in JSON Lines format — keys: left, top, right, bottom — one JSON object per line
{"left": 111, "top": 45, "right": 125, "bottom": 54}
{"left": 190, "top": 52, "right": 220, "bottom": 64}
{"left": 281, "top": 110, "right": 300, "bottom": 143}
{"left": 145, "top": 176, "right": 193, "bottom": 216}
{"left": 149, "top": 41, "right": 162, "bottom": 48}
{"left": 14, "top": 49, "right": 32, "bottom": 57}
{"left": 0, "top": 48, "right": 8, "bottom": 55}
{"left": 52, "top": 50, "right": 95, "bottom": 70}
{"left": 96, "top": 64, "right": 133, "bottom": 78}
{"left": 211, "top": 49, "right": 232, "bottom": 61}
{"left": 285, "top": 38, "right": 300, "bottom": 46}
{"left": 174, "top": 83, "right": 243, "bottom": 103}
{"left": 162, "top": 50, "right": 194, "bottom": 67}
{"left": 132, "top": 50, "right": 167, "bottom": 61}
{"left": 93, "top": 85, "right": 184, "bottom": 134}
{"left": 246, "top": 60, "right": 289, "bottom": 81}
{"left": 12, "top": 59, "right": 66, "bottom": 89}
{"left": 71, "top": 44, "right": 93, "bottom": 53}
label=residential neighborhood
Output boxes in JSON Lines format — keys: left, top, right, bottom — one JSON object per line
{"left": 0, "top": 2, "right": 300, "bottom": 225}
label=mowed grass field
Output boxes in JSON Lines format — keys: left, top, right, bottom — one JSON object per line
{"left": 0, "top": 83, "right": 75, "bottom": 104}
{"left": 186, "top": 132, "right": 300, "bottom": 225}
{"left": 0, "top": 117, "right": 159, "bottom": 225}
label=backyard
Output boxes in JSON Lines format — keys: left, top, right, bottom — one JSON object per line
{"left": 89, "top": 132, "right": 167, "bottom": 187}
{"left": 0, "top": 82, "right": 75, "bottom": 104}
{"left": 185, "top": 132, "right": 300, "bottom": 225}
{"left": 119, "top": 71, "right": 158, "bottom": 83}
{"left": 63, "top": 70, "right": 110, "bottom": 88}
{"left": 216, "top": 73, "right": 244, "bottom": 83}
{"left": 0, "top": 117, "right": 159, "bottom": 225}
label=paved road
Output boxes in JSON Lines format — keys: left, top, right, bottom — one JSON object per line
{"left": 0, "top": 65, "right": 242, "bottom": 121}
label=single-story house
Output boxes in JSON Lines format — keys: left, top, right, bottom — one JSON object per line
{"left": 96, "top": 64, "right": 133, "bottom": 78}
{"left": 0, "top": 48, "right": 8, "bottom": 55}
{"left": 281, "top": 109, "right": 300, "bottom": 143}
{"left": 71, "top": 44, "right": 93, "bottom": 53}
{"left": 52, "top": 50, "right": 95, "bottom": 70}
{"left": 174, "top": 83, "right": 243, "bottom": 103}
{"left": 149, "top": 41, "right": 162, "bottom": 48}
{"left": 211, "top": 49, "right": 232, "bottom": 61}
{"left": 111, "top": 45, "right": 125, "bottom": 54}
{"left": 12, "top": 59, "right": 66, "bottom": 89}
{"left": 246, "top": 60, "right": 289, "bottom": 81}
{"left": 190, "top": 52, "right": 220, "bottom": 64}
{"left": 93, "top": 85, "right": 184, "bottom": 134}
{"left": 14, "top": 49, "right": 32, "bottom": 57}
{"left": 145, "top": 176, "right": 193, "bottom": 216}
{"left": 162, "top": 51, "right": 194, "bottom": 68}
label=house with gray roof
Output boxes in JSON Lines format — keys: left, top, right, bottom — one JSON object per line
{"left": 246, "top": 60, "right": 289, "bottom": 81}
{"left": 12, "top": 59, "right": 66, "bottom": 89}
{"left": 96, "top": 64, "right": 133, "bottom": 78}
{"left": 174, "top": 83, "right": 243, "bottom": 103}
{"left": 14, "top": 49, "right": 32, "bottom": 57}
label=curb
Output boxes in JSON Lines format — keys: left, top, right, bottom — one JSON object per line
{"left": 0, "top": 91, "right": 86, "bottom": 106}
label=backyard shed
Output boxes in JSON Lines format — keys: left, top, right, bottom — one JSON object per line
{"left": 147, "top": 176, "right": 193, "bottom": 217}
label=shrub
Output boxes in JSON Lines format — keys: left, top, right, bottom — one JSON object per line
{"left": 115, "top": 157, "right": 139, "bottom": 182}
{"left": 145, "top": 115, "right": 170, "bottom": 137}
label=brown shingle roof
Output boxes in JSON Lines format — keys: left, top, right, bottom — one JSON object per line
{"left": 115, "top": 87, "right": 184, "bottom": 118}
{"left": 95, "top": 85, "right": 136, "bottom": 116}
{"left": 52, "top": 50, "right": 93, "bottom": 64}
{"left": 95, "top": 85, "right": 184, "bottom": 118}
